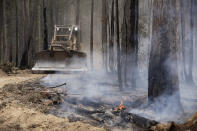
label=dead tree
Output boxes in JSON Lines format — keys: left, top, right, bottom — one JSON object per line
{"left": 90, "top": 0, "right": 94, "bottom": 70}
{"left": 20, "top": 1, "right": 36, "bottom": 68}
{"left": 76, "top": 0, "right": 80, "bottom": 51}
{"left": 148, "top": 0, "right": 182, "bottom": 111}
{"left": 109, "top": 0, "right": 115, "bottom": 72}
{"left": 15, "top": 0, "right": 19, "bottom": 67}
{"left": 43, "top": 0, "right": 48, "bottom": 50}
{"left": 2, "top": 0, "right": 7, "bottom": 63}
{"left": 116, "top": 0, "right": 123, "bottom": 90}
{"left": 187, "top": 0, "right": 194, "bottom": 85}
{"left": 180, "top": 0, "right": 195, "bottom": 85}
{"left": 102, "top": 0, "right": 108, "bottom": 71}
{"left": 121, "top": 0, "right": 139, "bottom": 88}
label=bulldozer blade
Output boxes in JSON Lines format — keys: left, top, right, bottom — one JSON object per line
{"left": 32, "top": 50, "right": 88, "bottom": 72}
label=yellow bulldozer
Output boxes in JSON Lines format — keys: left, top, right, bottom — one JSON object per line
{"left": 32, "top": 25, "right": 87, "bottom": 72}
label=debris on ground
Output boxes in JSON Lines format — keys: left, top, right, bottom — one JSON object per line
{"left": 0, "top": 62, "right": 17, "bottom": 74}
{"left": 150, "top": 112, "right": 197, "bottom": 131}
{"left": 0, "top": 78, "right": 105, "bottom": 131}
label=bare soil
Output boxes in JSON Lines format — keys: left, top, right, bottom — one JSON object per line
{"left": 0, "top": 69, "right": 45, "bottom": 88}
{"left": 0, "top": 70, "right": 105, "bottom": 131}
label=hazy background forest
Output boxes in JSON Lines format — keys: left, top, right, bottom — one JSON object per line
{"left": 0, "top": 0, "right": 197, "bottom": 125}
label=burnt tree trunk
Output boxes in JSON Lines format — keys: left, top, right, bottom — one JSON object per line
{"left": 90, "top": 0, "right": 94, "bottom": 70}
{"left": 187, "top": 0, "right": 194, "bottom": 84}
{"left": 76, "top": 0, "right": 80, "bottom": 51}
{"left": 148, "top": 0, "right": 182, "bottom": 111}
{"left": 109, "top": 0, "right": 115, "bottom": 72}
{"left": 43, "top": 0, "right": 48, "bottom": 50}
{"left": 2, "top": 0, "right": 7, "bottom": 63}
{"left": 180, "top": 0, "right": 187, "bottom": 81}
{"left": 20, "top": 1, "right": 36, "bottom": 68}
{"left": 121, "top": 0, "right": 139, "bottom": 88}
{"left": 15, "top": 0, "right": 19, "bottom": 67}
{"left": 102, "top": 0, "right": 108, "bottom": 71}
{"left": 116, "top": 0, "right": 123, "bottom": 90}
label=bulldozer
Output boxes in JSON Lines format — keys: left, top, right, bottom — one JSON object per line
{"left": 32, "top": 25, "right": 87, "bottom": 72}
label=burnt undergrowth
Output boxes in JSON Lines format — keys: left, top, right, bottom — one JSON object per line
{"left": 0, "top": 78, "right": 159, "bottom": 131}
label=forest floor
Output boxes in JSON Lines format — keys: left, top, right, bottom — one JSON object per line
{"left": 0, "top": 69, "right": 45, "bottom": 88}
{"left": 0, "top": 69, "right": 197, "bottom": 131}
{"left": 0, "top": 69, "right": 105, "bottom": 131}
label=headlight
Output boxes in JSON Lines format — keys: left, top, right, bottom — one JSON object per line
{"left": 57, "top": 27, "right": 59, "bottom": 31}
{"left": 74, "top": 27, "right": 78, "bottom": 31}
{"left": 69, "top": 28, "right": 71, "bottom": 31}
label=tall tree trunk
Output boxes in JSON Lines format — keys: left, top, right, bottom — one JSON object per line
{"left": 15, "top": 0, "right": 19, "bottom": 67}
{"left": 2, "top": 0, "right": 7, "bottom": 62}
{"left": 76, "top": 0, "right": 80, "bottom": 51}
{"left": 187, "top": 0, "right": 194, "bottom": 84}
{"left": 90, "top": 0, "right": 94, "bottom": 70}
{"left": 102, "top": 0, "right": 108, "bottom": 71}
{"left": 148, "top": 0, "right": 182, "bottom": 113}
{"left": 0, "top": 0, "right": 2, "bottom": 64}
{"left": 128, "top": 0, "right": 138, "bottom": 88}
{"left": 20, "top": 0, "right": 35, "bottom": 68}
{"left": 116, "top": 0, "right": 123, "bottom": 90}
{"left": 109, "top": 0, "right": 115, "bottom": 72}
{"left": 121, "top": 0, "right": 138, "bottom": 88}
{"left": 180, "top": 0, "right": 187, "bottom": 81}
{"left": 43, "top": 0, "right": 48, "bottom": 50}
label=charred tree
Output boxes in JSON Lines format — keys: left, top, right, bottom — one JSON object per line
{"left": 102, "top": 0, "right": 108, "bottom": 71}
{"left": 121, "top": 0, "right": 139, "bottom": 88}
{"left": 15, "top": 0, "right": 19, "bottom": 67}
{"left": 180, "top": 0, "right": 187, "bottom": 81}
{"left": 90, "top": 0, "right": 94, "bottom": 70}
{"left": 148, "top": 0, "right": 182, "bottom": 112}
{"left": 180, "top": 0, "right": 195, "bottom": 85}
{"left": 109, "top": 0, "right": 115, "bottom": 72}
{"left": 2, "top": 0, "right": 7, "bottom": 63}
{"left": 43, "top": 0, "right": 48, "bottom": 50}
{"left": 115, "top": 0, "right": 123, "bottom": 90}
{"left": 76, "top": 0, "right": 80, "bottom": 51}
{"left": 20, "top": 1, "right": 36, "bottom": 68}
{"left": 187, "top": 0, "right": 194, "bottom": 85}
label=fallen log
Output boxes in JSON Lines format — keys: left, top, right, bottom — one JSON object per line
{"left": 120, "top": 112, "right": 158, "bottom": 129}
{"left": 47, "top": 82, "right": 67, "bottom": 89}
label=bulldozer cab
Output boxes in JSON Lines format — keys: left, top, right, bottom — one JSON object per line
{"left": 50, "top": 25, "right": 79, "bottom": 51}
{"left": 32, "top": 25, "right": 87, "bottom": 72}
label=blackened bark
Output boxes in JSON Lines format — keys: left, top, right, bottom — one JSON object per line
{"left": 109, "top": 0, "right": 115, "bottom": 72}
{"left": 102, "top": 0, "right": 108, "bottom": 71}
{"left": 43, "top": 0, "right": 48, "bottom": 50}
{"left": 121, "top": 0, "right": 138, "bottom": 88}
{"left": 15, "top": 0, "right": 19, "bottom": 67}
{"left": 116, "top": 0, "right": 123, "bottom": 90}
{"left": 0, "top": 0, "right": 3, "bottom": 63}
{"left": 2, "top": 0, "right": 7, "bottom": 62}
{"left": 90, "top": 0, "right": 94, "bottom": 70}
{"left": 148, "top": 0, "right": 182, "bottom": 111}
{"left": 76, "top": 0, "right": 80, "bottom": 51}
{"left": 128, "top": 0, "right": 138, "bottom": 88}
{"left": 20, "top": 1, "right": 36, "bottom": 68}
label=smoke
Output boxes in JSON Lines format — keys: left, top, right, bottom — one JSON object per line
{"left": 41, "top": 71, "right": 120, "bottom": 99}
